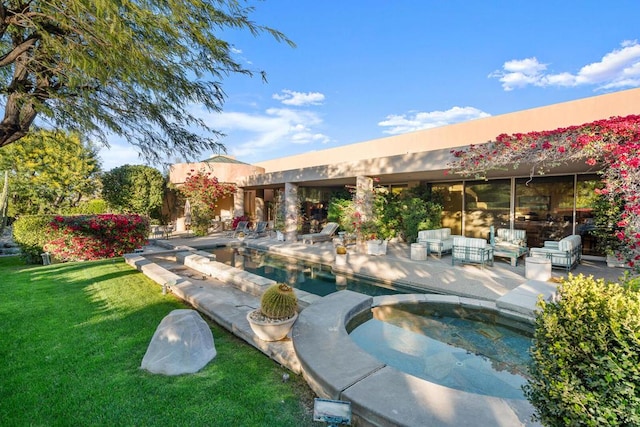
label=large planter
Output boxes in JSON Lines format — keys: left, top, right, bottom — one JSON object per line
{"left": 247, "top": 310, "right": 298, "bottom": 342}
{"left": 335, "top": 253, "right": 348, "bottom": 266}
{"left": 367, "top": 239, "right": 388, "bottom": 255}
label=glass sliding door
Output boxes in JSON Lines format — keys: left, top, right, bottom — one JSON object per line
{"left": 514, "top": 176, "right": 574, "bottom": 248}
{"left": 576, "top": 174, "right": 603, "bottom": 256}
{"left": 463, "top": 179, "right": 511, "bottom": 239}
{"left": 431, "top": 182, "right": 463, "bottom": 235}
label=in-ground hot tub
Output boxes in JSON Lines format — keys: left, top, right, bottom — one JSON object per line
{"left": 348, "top": 298, "right": 533, "bottom": 400}
{"left": 292, "top": 291, "right": 540, "bottom": 427}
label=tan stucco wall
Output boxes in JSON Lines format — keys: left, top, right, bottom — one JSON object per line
{"left": 254, "top": 88, "right": 640, "bottom": 174}
{"left": 169, "top": 159, "right": 265, "bottom": 185}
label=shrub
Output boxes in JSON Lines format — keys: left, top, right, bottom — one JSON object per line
{"left": 399, "top": 197, "right": 442, "bottom": 243}
{"left": 44, "top": 214, "right": 150, "bottom": 262}
{"left": 327, "top": 197, "right": 354, "bottom": 233}
{"left": 12, "top": 215, "right": 57, "bottom": 263}
{"left": 524, "top": 274, "right": 640, "bottom": 426}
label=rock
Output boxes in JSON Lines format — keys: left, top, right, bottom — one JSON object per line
{"left": 141, "top": 309, "right": 216, "bottom": 375}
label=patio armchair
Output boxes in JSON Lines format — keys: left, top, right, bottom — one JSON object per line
{"left": 300, "top": 222, "right": 339, "bottom": 244}
{"left": 452, "top": 236, "right": 494, "bottom": 268}
{"left": 529, "top": 235, "right": 582, "bottom": 271}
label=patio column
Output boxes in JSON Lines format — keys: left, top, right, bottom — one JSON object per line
{"left": 355, "top": 175, "right": 374, "bottom": 221}
{"left": 284, "top": 182, "right": 299, "bottom": 242}
{"left": 234, "top": 188, "right": 245, "bottom": 218}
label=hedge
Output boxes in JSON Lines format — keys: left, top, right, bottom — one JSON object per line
{"left": 12, "top": 215, "right": 57, "bottom": 263}
{"left": 12, "top": 214, "right": 149, "bottom": 263}
{"left": 524, "top": 274, "right": 640, "bottom": 426}
{"left": 45, "top": 214, "right": 149, "bottom": 262}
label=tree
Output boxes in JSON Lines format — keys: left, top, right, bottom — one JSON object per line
{"left": 179, "top": 169, "right": 235, "bottom": 235}
{"left": 0, "top": 1, "right": 294, "bottom": 161}
{"left": 0, "top": 130, "right": 100, "bottom": 215}
{"left": 101, "top": 165, "right": 166, "bottom": 219}
{"left": 0, "top": 170, "right": 7, "bottom": 232}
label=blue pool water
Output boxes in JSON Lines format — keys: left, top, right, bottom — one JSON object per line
{"left": 349, "top": 303, "right": 533, "bottom": 399}
{"left": 208, "top": 246, "right": 414, "bottom": 297}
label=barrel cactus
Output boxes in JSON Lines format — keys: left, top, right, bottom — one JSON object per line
{"left": 260, "top": 283, "right": 297, "bottom": 320}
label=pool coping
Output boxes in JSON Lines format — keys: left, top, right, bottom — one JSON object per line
{"left": 126, "top": 243, "right": 542, "bottom": 426}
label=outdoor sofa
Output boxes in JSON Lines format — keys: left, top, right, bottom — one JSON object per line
{"left": 529, "top": 234, "right": 582, "bottom": 271}
{"left": 417, "top": 228, "right": 460, "bottom": 258}
{"left": 452, "top": 236, "right": 494, "bottom": 268}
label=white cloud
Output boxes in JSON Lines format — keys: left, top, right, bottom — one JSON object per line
{"left": 98, "top": 139, "right": 145, "bottom": 171}
{"left": 378, "top": 106, "right": 491, "bottom": 135}
{"left": 273, "top": 89, "right": 325, "bottom": 106}
{"left": 204, "top": 106, "right": 331, "bottom": 160}
{"left": 490, "top": 40, "right": 640, "bottom": 91}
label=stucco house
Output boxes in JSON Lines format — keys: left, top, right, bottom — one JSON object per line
{"left": 169, "top": 87, "right": 640, "bottom": 258}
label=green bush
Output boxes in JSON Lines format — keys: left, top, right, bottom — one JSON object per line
{"left": 12, "top": 215, "right": 57, "bottom": 263}
{"left": 524, "top": 274, "right": 640, "bottom": 426}
{"left": 374, "top": 191, "right": 401, "bottom": 240}
{"left": 399, "top": 197, "right": 442, "bottom": 243}
{"left": 327, "top": 197, "right": 354, "bottom": 233}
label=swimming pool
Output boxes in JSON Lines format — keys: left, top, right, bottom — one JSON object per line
{"left": 348, "top": 302, "right": 533, "bottom": 399}
{"left": 207, "top": 246, "right": 417, "bottom": 297}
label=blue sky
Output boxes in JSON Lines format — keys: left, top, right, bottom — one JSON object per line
{"left": 99, "top": 0, "right": 640, "bottom": 170}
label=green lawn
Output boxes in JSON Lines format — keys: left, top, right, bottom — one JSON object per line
{"left": 0, "top": 256, "right": 317, "bottom": 426}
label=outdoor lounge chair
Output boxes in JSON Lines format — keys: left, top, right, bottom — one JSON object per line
{"left": 529, "top": 235, "right": 582, "bottom": 271}
{"left": 246, "top": 221, "right": 268, "bottom": 239}
{"left": 300, "top": 222, "right": 339, "bottom": 244}
{"left": 231, "top": 221, "right": 250, "bottom": 238}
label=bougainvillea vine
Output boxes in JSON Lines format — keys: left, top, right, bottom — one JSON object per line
{"left": 448, "top": 114, "right": 640, "bottom": 268}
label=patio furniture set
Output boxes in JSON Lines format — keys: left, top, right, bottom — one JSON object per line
{"left": 416, "top": 227, "right": 582, "bottom": 271}
{"left": 231, "top": 219, "right": 583, "bottom": 272}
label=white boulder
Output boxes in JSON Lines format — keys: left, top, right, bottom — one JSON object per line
{"left": 141, "top": 309, "right": 216, "bottom": 375}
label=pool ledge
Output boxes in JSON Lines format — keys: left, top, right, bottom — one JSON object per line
{"left": 293, "top": 291, "right": 541, "bottom": 427}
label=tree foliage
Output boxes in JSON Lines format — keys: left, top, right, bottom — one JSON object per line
{"left": 0, "top": 129, "right": 100, "bottom": 215}
{"left": 0, "top": 1, "right": 294, "bottom": 161}
{"left": 101, "top": 164, "right": 165, "bottom": 219}
{"left": 179, "top": 168, "right": 236, "bottom": 235}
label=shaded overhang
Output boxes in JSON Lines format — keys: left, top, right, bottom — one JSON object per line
{"left": 237, "top": 147, "right": 600, "bottom": 190}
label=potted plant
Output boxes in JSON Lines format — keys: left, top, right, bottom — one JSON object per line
{"left": 272, "top": 190, "right": 286, "bottom": 241}
{"left": 360, "top": 220, "right": 388, "bottom": 255}
{"left": 592, "top": 192, "right": 628, "bottom": 267}
{"left": 247, "top": 283, "right": 298, "bottom": 341}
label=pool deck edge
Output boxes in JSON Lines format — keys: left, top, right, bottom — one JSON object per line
{"left": 126, "top": 240, "right": 556, "bottom": 426}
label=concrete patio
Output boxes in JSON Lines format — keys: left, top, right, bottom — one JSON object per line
{"left": 125, "top": 231, "right": 627, "bottom": 426}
